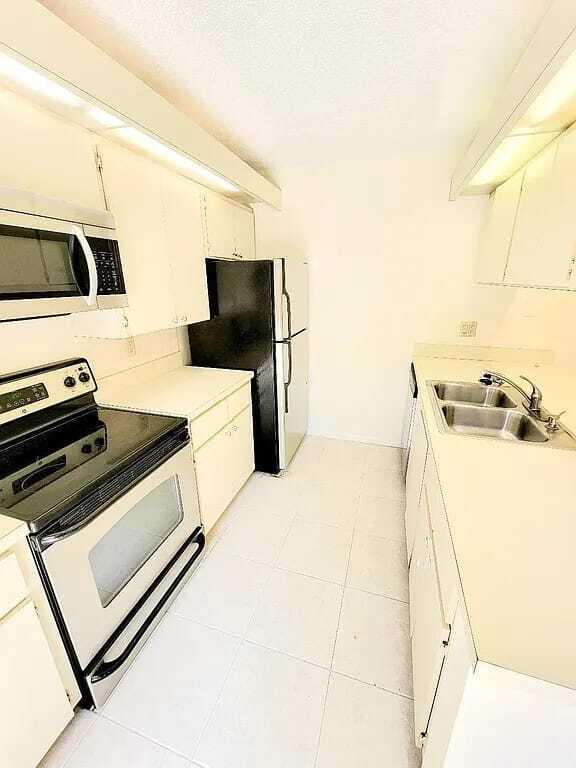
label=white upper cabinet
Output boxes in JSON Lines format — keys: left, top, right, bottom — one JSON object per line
{"left": 161, "top": 171, "right": 210, "bottom": 326}
{"left": 476, "top": 170, "right": 523, "bottom": 285}
{"left": 202, "top": 190, "right": 256, "bottom": 260}
{"left": 505, "top": 140, "right": 576, "bottom": 288}
{"left": 96, "top": 138, "right": 176, "bottom": 336}
{"left": 477, "top": 124, "right": 576, "bottom": 290}
{"left": 233, "top": 204, "right": 257, "bottom": 259}
{"left": 0, "top": 89, "right": 103, "bottom": 209}
{"left": 79, "top": 140, "right": 211, "bottom": 339}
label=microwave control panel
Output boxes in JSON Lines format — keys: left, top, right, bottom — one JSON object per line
{"left": 0, "top": 359, "right": 97, "bottom": 427}
{"left": 90, "top": 239, "right": 126, "bottom": 295}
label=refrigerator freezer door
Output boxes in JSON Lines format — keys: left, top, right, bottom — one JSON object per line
{"left": 273, "top": 258, "right": 309, "bottom": 340}
{"left": 275, "top": 329, "right": 309, "bottom": 469}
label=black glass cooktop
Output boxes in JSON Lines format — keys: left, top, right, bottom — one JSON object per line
{"left": 0, "top": 405, "right": 188, "bottom": 532}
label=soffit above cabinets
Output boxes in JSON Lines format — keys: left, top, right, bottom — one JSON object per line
{"left": 451, "top": 0, "right": 576, "bottom": 200}
{"left": 0, "top": 0, "right": 281, "bottom": 209}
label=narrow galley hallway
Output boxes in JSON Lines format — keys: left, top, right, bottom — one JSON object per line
{"left": 41, "top": 437, "right": 420, "bottom": 768}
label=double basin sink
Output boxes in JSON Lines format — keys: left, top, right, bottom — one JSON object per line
{"left": 429, "top": 381, "right": 575, "bottom": 448}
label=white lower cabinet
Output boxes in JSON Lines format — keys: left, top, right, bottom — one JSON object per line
{"left": 406, "top": 407, "right": 576, "bottom": 767}
{"left": 193, "top": 387, "right": 255, "bottom": 532}
{"left": 405, "top": 407, "right": 428, "bottom": 561}
{"left": 0, "top": 601, "right": 73, "bottom": 768}
{"left": 409, "top": 484, "right": 450, "bottom": 745}
{"left": 421, "top": 606, "right": 475, "bottom": 768}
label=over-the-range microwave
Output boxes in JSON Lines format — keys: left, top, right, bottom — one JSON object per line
{"left": 0, "top": 186, "right": 128, "bottom": 321}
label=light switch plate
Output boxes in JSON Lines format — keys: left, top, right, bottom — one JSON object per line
{"left": 459, "top": 320, "right": 477, "bottom": 338}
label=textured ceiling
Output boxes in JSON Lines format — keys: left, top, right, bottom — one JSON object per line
{"left": 39, "top": 0, "right": 553, "bottom": 186}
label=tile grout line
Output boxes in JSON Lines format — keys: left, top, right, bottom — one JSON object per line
{"left": 52, "top": 712, "right": 99, "bottom": 768}
{"left": 189, "top": 633, "right": 245, "bottom": 764}
{"left": 190, "top": 505, "right": 300, "bottom": 765}
{"left": 314, "top": 485, "right": 361, "bottom": 768}
{"left": 98, "top": 711, "right": 194, "bottom": 763}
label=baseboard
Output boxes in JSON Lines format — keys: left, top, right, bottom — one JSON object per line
{"left": 306, "top": 429, "right": 401, "bottom": 449}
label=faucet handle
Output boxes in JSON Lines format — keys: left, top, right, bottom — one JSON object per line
{"left": 546, "top": 410, "right": 567, "bottom": 432}
{"left": 519, "top": 375, "right": 543, "bottom": 410}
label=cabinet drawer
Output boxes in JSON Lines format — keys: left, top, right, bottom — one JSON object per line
{"left": 227, "top": 384, "right": 252, "bottom": 419}
{"left": 190, "top": 400, "right": 229, "bottom": 449}
{"left": 426, "top": 458, "right": 460, "bottom": 624}
{"left": 0, "top": 552, "right": 27, "bottom": 619}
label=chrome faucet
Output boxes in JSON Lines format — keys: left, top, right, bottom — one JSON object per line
{"left": 479, "top": 370, "right": 543, "bottom": 417}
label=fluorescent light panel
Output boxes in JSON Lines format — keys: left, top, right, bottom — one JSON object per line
{"left": 0, "top": 52, "right": 240, "bottom": 195}
{"left": 0, "top": 52, "right": 81, "bottom": 107}
{"left": 470, "top": 132, "right": 559, "bottom": 187}
{"left": 87, "top": 105, "right": 124, "bottom": 129}
{"left": 525, "top": 49, "right": 576, "bottom": 127}
{"left": 117, "top": 127, "right": 239, "bottom": 193}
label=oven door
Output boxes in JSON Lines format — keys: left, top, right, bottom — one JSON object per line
{"left": 36, "top": 446, "right": 201, "bottom": 674}
{"left": 0, "top": 210, "right": 99, "bottom": 320}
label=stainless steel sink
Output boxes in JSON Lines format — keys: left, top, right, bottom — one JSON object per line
{"left": 428, "top": 379, "right": 576, "bottom": 449}
{"left": 433, "top": 382, "right": 516, "bottom": 408}
{"left": 440, "top": 404, "right": 548, "bottom": 442}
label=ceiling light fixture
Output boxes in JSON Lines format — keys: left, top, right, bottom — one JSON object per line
{"left": 87, "top": 105, "right": 124, "bottom": 129}
{"left": 117, "top": 126, "right": 240, "bottom": 193}
{"left": 525, "top": 49, "right": 576, "bottom": 127}
{"left": 470, "top": 132, "right": 559, "bottom": 187}
{"left": 0, "top": 52, "right": 81, "bottom": 107}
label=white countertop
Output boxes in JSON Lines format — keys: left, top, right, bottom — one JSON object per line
{"left": 97, "top": 364, "right": 253, "bottom": 420}
{"left": 414, "top": 355, "right": 576, "bottom": 689}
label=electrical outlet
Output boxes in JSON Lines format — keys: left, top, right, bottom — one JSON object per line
{"left": 459, "top": 320, "right": 477, "bottom": 338}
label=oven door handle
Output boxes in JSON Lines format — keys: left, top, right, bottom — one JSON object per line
{"left": 71, "top": 225, "right": 98, "bottom": 307}
{"left": 90, "top": 530, "right": 204, "bottom": 684}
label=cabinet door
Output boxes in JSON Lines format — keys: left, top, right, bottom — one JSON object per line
{"left": 476, "top": 170, "right": 523, "bottom": 284}
{"left": 202, "top": 190, "right": 238, "bottom": 259}
{"left": 505, "top": 140, "right": 576, "bottom": 287}
{"left": 194, "top": 406, "right": 255, "bottom": 532}
{"left": 0, "top": 89, "right": 103, "bottom": 209}
{"left": 234, "top": 205, "right": 256, "bottom": 259}
{"left": 409, "top": 489, "right": 450, "bottom": 746}
{"left": 421, "top": 606, "right": 475, "bottom": 768}
{"left": 161, "top": 172, "right": 210, "bottom": 326}
{"left": 0, "top": 601, "right": 73, "bottom": 768}
{"left": 405, "top": 408, "right": 428, "bottom": 561}
{"left": 97, "top": 139, "right": 176, "bottom": 335}
{"left": 426, "top": 459, "right": 460, "bottom": 624}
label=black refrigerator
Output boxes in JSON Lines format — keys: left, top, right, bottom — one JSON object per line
{"left": 188, "top": 258, "right": 309, "bottom": 474}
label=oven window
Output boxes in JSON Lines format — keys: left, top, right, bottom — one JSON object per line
{"left": 0, "top": 225, "right": 87, "bottom": 299}
{"left": 88, "top": 476, "right": 184, "bottom": 608}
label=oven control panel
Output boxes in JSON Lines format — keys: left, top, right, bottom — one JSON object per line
{"left": 0, "top": 359, "right": 97, "bottom": 427}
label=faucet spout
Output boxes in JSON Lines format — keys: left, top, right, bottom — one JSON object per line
{"left": 479, "top": 370, "right": 543, "bottom": 416}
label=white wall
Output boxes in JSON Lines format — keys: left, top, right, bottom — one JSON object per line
{"left": 276, "top": 154, "right": 576, "bottom": 446}
{"left": 0, "top": 314, "right": 183, "bottom": 384}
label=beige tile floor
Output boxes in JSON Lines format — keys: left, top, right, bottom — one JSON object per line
{"left": 40, "top": 436, "right": 420, "bottom": 768}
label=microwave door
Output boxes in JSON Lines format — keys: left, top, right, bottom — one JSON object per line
{"left": 0, "top": 212, "right": 98, "bottom": 320}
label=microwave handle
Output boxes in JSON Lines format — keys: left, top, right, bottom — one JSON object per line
{"left": 71, "top": 225, "right": 98, "bottom": 306}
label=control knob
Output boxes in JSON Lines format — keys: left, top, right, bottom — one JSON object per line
{"left": 81, "top": 444, "right": 92, "bottom": 454}
{"left": 64, "top": 376, "right": 76, "bottom": 388}
{"left": 79, "top": 372, "right": 91, "bottom": 383}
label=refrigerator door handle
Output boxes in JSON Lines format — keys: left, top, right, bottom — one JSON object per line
{"left": 281, "top": 259, "right": 293, "bottom": 339}
{"left": 283, "top": 339, "right": 293, "bottom": 413}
